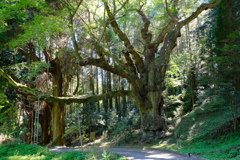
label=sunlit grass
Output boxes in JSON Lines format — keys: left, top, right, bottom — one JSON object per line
{"left": 0, "top": 142, "right": 126, "bottom": 160}
{"left": 5, "top": 155, "right": 46, "bottom": 160}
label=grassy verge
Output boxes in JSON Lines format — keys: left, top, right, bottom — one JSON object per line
{"left": 0, "top": 142, "right": 127, "bottom": 160}
{"left": 176, "top": 129, "right": 240, "bottom": 160}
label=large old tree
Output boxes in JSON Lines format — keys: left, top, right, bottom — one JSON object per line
{"left": 76, "top": 0, "right": 221, "bottom": 141}
{"left": 0, "top": 0, "right": 221, "bottom": 145}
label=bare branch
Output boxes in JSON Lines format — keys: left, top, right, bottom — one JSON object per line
{"left": 122, "top": 50, "right": 137, "bottom": 74}
{"left": 45, "top": 90, "right": 132, "bottom": 104}
{"left": 91, "top": 40, "right": 127, "bottom": 69}
{"left": 78, "top": 57, "right": 137, "bottom": 82}
{"left": 137, "top": 10, "right": 152, "bottom": 44}
{"left": 68, "top": 16, "right": 82, "bottom": 60}
{"left": 165, "top": 0, "right": 178, "bottom": 22}
{"left": 72, "top": 0, "right": 83, "bottom": 18}
{"left": 179, "top": 0, "right": 221, "bottom": 28}
{"left": 60, "top": 0, "right": 74, "bottom": 13}
{"left": 155, "top": 28, "right": 180, "bottom": 88}
{"left": 64, "top": 0, "right": 83, "bottom": 60}
{"left": 112, "top": 0, "right": 129, "bottom": 17}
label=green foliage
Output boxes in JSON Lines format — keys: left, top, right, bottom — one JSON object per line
{"left": 0, "top": 142, "right": 86, "bottom": 160}
{"left": 0, "top": 142, "right": 54, "bottom": 160}
{"left": 0, "top": 92, "right": 10, "bottom": 108}
{"left": 0, "top": 106, "right": 18, "bottom": 135}
{"left": 106, "top": 116, "right": 141, "bottom": 146}
{"left": 7, "top": 61, "right": 50, "bottom": 81}
{"left": 85, "top": 148, "right": 127, "bottom": 160}
{"left": 10, "top": 14, "right": 67, "bottom": 49}
{"left": 0, "top": 91, "right": 20, "bottom": 136}
{"left": 171, "top": 96, "right": 239, "bottom": 147}
{"left": 175, "top": 129, "right": 240, "bottom": 160}
{"left": 56, "top": 151, "right": 85, "bottom": 160}
{"left": 0, "top": 0, "right": 68, "bottom": 50}
{"left": 0, "top": 0, "right": 48, "bottom": 47}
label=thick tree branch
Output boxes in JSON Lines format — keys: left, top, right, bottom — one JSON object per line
{"left": 104, "top": 2, "right": 145, "bottom": 74}
{"left": 90, "top": 40, "right": 138, "bottom": 80}
{"left": 153, "top": 20, "right": 176, "bottom": 48}
{"left": 137, "top": 10, "right": 152, "bottom": 44}
{"left": 43, "top": 47, "right": 51, "bottom": 63}
{"left": 15, "top": 47, "right": 40, "bottom": 61}
{"left": 155, "top": 27, "right": 180, "bottom": 89}
{"left": 69, "top": 15, "right": 82, "bottom": 60}
{"left": 78, "top": 57, "right": 137, "bottom": 82}
{"left": 0, "top": 68, "right": 38, "bottom": 96}
{"left": 45, "top": 90, "right": 132, "bottom": 104}
{"left": 92, "top": 41, "right": 125, "bottom": 67}
{"left": 179, "top": 0, "right": 221, "bottom": 28}
{"left": 0, "top": 68, "right": 132, "bottom": 104}
{"left": 73, "top": 71, "right": 80, "bottom": 95}
{"left": 122, "top": 50, "right": 137, "bottom": 74}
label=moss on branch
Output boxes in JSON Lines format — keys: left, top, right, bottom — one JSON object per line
{"left": 0, "top": 68, "right": 131, "bottom": 105}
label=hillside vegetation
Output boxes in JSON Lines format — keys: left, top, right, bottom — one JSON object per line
{"left": 154, "top": 103, "right": 240, "bottom": 160}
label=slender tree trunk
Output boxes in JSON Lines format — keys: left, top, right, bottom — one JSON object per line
{"left": 101, "top": 69, "right": 108, "bottom": 126}
{"left": 115, "top": 96, "right": 121, "bottom": 121}
{"left": 96, "top": 67, "right": 100, "bottom": 112}
{"left": 107, "top": 71, "right": 113, "bottom": 109}
{"left": 29, "top": 110, "right": 34, "bottom": 144}
{"left": 90, "top": 63, "right": 95, "bottom": 95}
{"left": 122, "top": 95, "right": 127, "bottom": 117}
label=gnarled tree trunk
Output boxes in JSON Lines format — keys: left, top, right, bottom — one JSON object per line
{"left": 133, "top": 83, "right": 167, "bottom": 142}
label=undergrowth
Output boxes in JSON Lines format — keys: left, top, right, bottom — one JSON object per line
{"left": 0, "top": 142, "right": 127, "bottom": 160}
{"left": 175, "top": 129, "right": 240, "bottom": 160}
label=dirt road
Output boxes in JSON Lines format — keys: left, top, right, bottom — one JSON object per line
{"left": 50, "top": 146, "right": 208, "bottom": 160}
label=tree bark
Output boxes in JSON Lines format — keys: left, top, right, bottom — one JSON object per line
{"left": 39, "top": 101, "right": 52, "bottom": 145}
{"left": 51, "top": 58, "right": 65, "bottom": 146}
{"left": 140, "top": 105, "right": 165, "bottom": 142}
{"left": 134, "top": 89, "right": 166, "bottom": 142}
{"left": 51, "top": 102, "right": 65, "bottom": 145}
